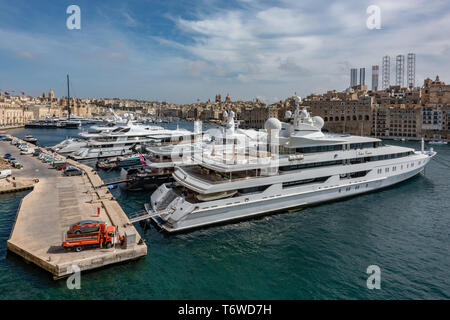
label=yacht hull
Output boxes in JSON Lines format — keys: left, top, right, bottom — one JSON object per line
{"left": 149, "top": 157, "right": 432, "bottom": 233}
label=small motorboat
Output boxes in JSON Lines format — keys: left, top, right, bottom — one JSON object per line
{"left": 96, "top": 155, "right": 141, "bottom": 170}
{"left": 96, "top": 158, "right": 118, "bottom": 170}
{"left": 428, "top": 140, "right": 448, "bottom": 145}
{"left": 23, "top": 135, "right": 38, "bottom": 143}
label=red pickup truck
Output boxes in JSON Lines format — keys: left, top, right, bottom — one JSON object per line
{"left": 62, "top": 222, "right": 119, "bottom": 252}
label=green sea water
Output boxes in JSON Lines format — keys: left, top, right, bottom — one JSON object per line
{"left": 1, "top": 122, "right": 449, "bottom": 299}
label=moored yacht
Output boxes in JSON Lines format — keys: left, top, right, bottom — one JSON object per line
{"left": 119, "top": 113, "right": 267, "bottom": 191}
{"left": 146, "top": 98, "right": 436, "bottom": 233}
{"left": 69, "top": 122, "right": 193, "bottom": 160}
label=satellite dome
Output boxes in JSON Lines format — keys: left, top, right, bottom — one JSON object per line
{"left": 223, "top": 111, "right": 228, "bottom": 118}
{"left": 264, "top": 118, "right": 282, "bottom": 131}
{"left": 229, "top": 111, "right": 235, "bottom": 118}
{"left": 312, "top": 116, "right": 324, "bottom": 129}
{"left": 293, "top": 96, "right": 302, "bottom": 104}
{"left": 285, "top": 111, "right": 292, "bottom": 119}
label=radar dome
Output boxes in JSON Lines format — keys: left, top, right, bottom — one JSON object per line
{"left": 264, "top": 118, "right": 282, "bottom": 131}
{"left": 223, "top": 110, "right": 228, "bottom": 118}
{"left": 229, "top": 111, "right": 235, "bottom": 118}
{"left": 312, "top": 116, "right": 324, "bottom": 129}
{"left": 285, "top": 111, "right": 292, "bottom": 119}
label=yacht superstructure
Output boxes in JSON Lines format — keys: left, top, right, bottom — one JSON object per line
{"left": 147, "top": 98, "right": 436, "bottom": 233}
{"left": 120, "top": 113, "right": 267, "bottom": 190}
{"left": 69, "top": 122, "right": 193, "bottom": 160}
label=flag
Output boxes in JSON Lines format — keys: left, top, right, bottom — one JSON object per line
{"left": 138, "top": 153, "right": 148, "bottom": 166}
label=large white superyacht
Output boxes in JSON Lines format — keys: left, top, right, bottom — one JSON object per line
{"left": 146, "top": 102, "right": 436, "bottom": 233}
{"left": 69, "top": 122, "right": 192, "bottom": 160}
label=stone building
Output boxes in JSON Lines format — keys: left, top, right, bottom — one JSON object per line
{"left": 239, "top": 105, "right": 278, "bottom": 129}
{"left": 422, "top": 76, "right": 450, "bottom": 105}
{"left": 303, "top": 91, "right": 373, "bottom": 136}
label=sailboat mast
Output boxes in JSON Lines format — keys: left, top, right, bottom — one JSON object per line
{"left": 67, "top": 74, "right": 71, "bottom": 120}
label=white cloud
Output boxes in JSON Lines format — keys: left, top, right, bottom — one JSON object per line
{"left": 16, "top": 50, "right": 36, "bottom": 60}
{"left": 1, "top": 0, "right": 450, "bottom": 103}
{"left": 168, "top": 0, "right": 450, "bottom": 100}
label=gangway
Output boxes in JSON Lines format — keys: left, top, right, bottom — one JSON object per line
{"left": 128, "top": 205, "right": 173, "bottom": 223}
{"left": 99, "top": 177, "right": 132, "bottom": 187}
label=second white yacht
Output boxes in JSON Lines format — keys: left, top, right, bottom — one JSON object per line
{"left": 70, "top": 122, "right": 193, "bottom": 160}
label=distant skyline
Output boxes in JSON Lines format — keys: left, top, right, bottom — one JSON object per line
{"left": 0, "top": 0, "right": 449, "bottom": 104}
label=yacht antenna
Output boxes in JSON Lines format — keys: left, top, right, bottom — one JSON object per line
{"left": 67, "top": 74, "right": 71, "bottom": 120}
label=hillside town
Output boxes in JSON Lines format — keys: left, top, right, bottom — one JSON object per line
{"left": 1, "top": 75, "right": 449, "bottom": 141}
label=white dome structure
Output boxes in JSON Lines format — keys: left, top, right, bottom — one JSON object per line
{"left": 264, "top": 118, "right": 282, "bottom": 131}
{"left": 312, "top": 116, "right": 324, "bottom": 129}
{"left": 285, "top": 110, "right": 292, "bottom": 119}
{"left": 223, "top": 110, "right": 228, "bottom": 118}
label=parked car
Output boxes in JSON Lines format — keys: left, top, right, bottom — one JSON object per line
{"left": 21, "top": 149, "right": 34, "bottom": 155}
{"left": 64, "top": 166, "right": 83, "bottom": 176}
{"left": 11, "top": 161, "right": 22, "bottom": 169}
{"left": 56, "top": 164, "right": 67, "bottom": 171}
{"left": 4, "top": 154, "right": 12, "bottom": 159}
{"left": 67, "top": 220, "right": 106, "bottom": 234}
{"left": 0, "top": 169, "right": 12, "bottom": 179}
{"left": 33, "top": 149, "right": 41, "bottom": 157}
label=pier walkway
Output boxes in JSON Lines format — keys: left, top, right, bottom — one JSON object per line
{"left": 2, "top": 137, "right": 147, "bottom": 279}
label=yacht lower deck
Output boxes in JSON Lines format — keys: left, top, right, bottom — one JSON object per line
{"left": 148, "top": 152, "right": 435, "bottom": 232}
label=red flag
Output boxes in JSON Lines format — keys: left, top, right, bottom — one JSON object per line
{"left": 139, "top": 153, "right": 147, "bottom": 166}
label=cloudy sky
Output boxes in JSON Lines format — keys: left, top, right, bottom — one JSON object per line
{"left": 0, "top": 0, "right": 449, "bottom": 103}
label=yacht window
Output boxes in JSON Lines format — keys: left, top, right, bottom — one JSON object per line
{"left": 340, "top": 171, "right": 369, "bottom": 179}
{"left": 350, "top": 142, "right": 373, "bottom": 150}
{"left": 295, "top": 144, "right": 343, "bottom": 153}
{"left": 239, "top": 185, "right": 270, "bottom": 194}
{"left": 282, "top": 176, "right": 330, "bottom": 188}
{"left": 280, "top": 160, "right": 343, "bottom": 171}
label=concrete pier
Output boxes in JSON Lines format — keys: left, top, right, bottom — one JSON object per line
{"left": 0, "top": 177, "right": 37, "bottom": 194}
{"left": 2, "top": 136, "right": 147, "bottom": 279}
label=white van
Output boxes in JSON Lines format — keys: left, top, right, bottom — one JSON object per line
{"left": 0, "top": 169, "right": 12, "bottom": 179}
